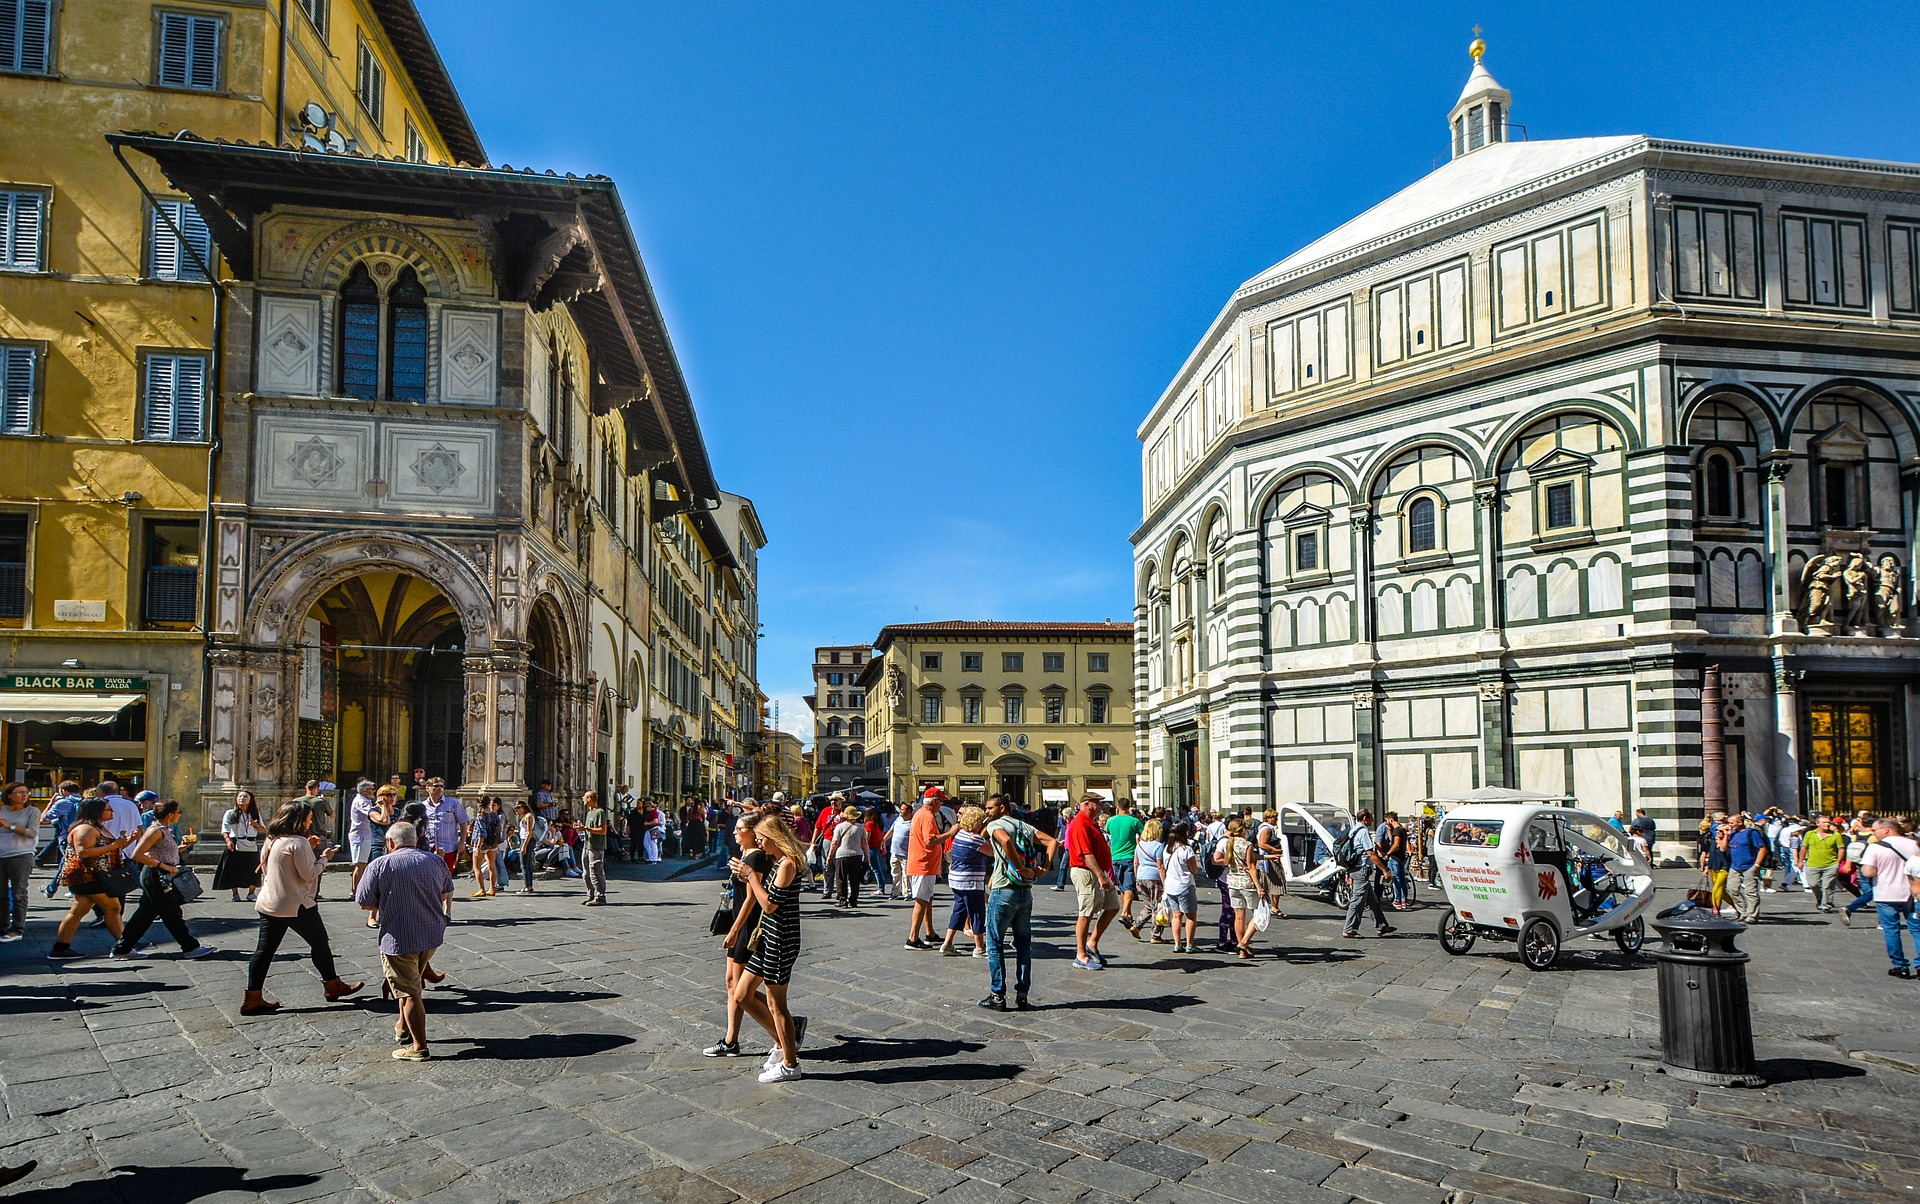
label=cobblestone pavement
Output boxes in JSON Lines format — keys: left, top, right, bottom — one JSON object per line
{"left": 1, "top": 859, "right": 1916, "bottom": 1203}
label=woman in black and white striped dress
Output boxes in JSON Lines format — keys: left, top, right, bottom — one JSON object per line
{"left": 734, "top": 814, "right": 806, "bottom": 1082}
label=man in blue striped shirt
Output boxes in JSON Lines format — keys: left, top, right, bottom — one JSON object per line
{"left": 354, "top": 821, "right": 452, "bottom": 1061}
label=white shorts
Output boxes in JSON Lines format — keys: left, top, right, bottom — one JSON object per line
{"left": 908, "top": 874, "right": 938, "bottom": 902}
{"left": 350, "top": 835, "right": 376, "bottom": 864}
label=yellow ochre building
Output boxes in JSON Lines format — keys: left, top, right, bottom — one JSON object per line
{"left": 0, "top": 0, "right": 485, "bottom": 807}
{"left": 856, "top": 621, "right": 1137, "bottom": 808}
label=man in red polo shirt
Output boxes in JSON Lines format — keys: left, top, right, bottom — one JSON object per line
{"left": 904, "top": 788, "right": 952, "bottom": 949}
{"left": 1065, "top": 794, "right": 1122, "bottom": 970}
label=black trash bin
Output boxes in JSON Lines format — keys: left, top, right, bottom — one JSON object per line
{"left": 1649, "top": 907, "right": 1765, "bottom": 1087}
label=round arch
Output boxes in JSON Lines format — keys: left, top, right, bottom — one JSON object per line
{"left": 1486, "top": 401, "right": 1642, "bottom": 475}
{"left": 247, "top": 531, "right": 495, "bottom": 651}
{"left": 1782, "top": 378, "right": 1920, "bottom": 461}
{"left": 1678, "top": 383, "right": 1782, "bottom": 451}
{"left": 1359, "top": 435, "right": 1485, "bottom": 501}
{"left": 1251, "top": 462, "right": 1356, "bottom": 529}
{"left": 301, "top": 218, "right": 459, "bottom": 296}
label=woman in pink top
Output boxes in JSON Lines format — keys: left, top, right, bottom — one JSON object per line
{"left": 242, "top": 801, "right": 363, "bottom": 1015}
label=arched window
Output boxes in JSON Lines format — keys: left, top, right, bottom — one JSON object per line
{"left": 387, "top": 266, "right": 429, "bottom": 401}
{"left": 338, "top": 263, "right": 380, "bottom": 398}
{"left": 1408, "top": 497, "right": 1438, "bottom": 553}
{"left": 823, "top": 745, "right": 844, "bottom": 766}
{"left": 848, "top": 743, "right": 864, "bottom": 766}
{"left": 1697, "top": 450, "right": 1737, "bottom": 520}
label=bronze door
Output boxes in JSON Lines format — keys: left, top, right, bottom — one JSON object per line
{"left": 1805, "top": 702, "right": 1884, "bottom": 815}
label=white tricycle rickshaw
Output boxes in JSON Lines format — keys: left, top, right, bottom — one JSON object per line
{"left": 1271, "top": 802, "right": 1362, "bottom": 909}
{"left": 1432, "top": 801, "right": 1657, "bottom": 970}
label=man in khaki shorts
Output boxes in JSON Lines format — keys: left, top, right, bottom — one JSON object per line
{"left": 353, "top": 820, "right": 452, "bottom": 1061}
{"left": 1064, "top": 795, "right": 1121, "bottom": 970}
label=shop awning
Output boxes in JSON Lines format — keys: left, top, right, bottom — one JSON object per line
{"left": 0, "top": 693, "right": 144, "bottom": 724}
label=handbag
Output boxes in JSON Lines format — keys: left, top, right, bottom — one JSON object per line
{"left": 169, "top": 865, "right": 205, "bottom": 905}
{"left": 1684, "top": 873, "right": 1714, "bottom": 906}
{"left": 746, "top": 918, "right": 765, "bottom": 953}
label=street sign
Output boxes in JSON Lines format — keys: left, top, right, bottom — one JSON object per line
{"left": 0, "top": 673, "right": 149, "bottom": 693}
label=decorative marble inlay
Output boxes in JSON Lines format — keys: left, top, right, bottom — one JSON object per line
{"left": 287, "top": 437, "right": 344, "bottom": 486}
{"left": 411, "top": 445, "right": 467, "bottom": 494}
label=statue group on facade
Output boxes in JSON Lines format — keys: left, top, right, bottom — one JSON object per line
{"left": 1798, "top": 551, "right": 1907, "bottom": 635}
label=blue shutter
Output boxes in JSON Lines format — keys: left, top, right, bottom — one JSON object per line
{"left": 2, "top": 192, "right": 43, "bottom": 271}
{"left": 150, "top": 200, "right": 211, "bottom": 281}
{"left": 143, "top": 356, "right": 175, "bottom": 440}
{"left": 1, "top": 1, "right": 53, "bottom": 74}
{"left": 144, "top": 354, "right": 207, "bottom": 441}
{"left": 0, "top": 345, "right": 34, "bottom": 435}
{"left": 157, "top": 13, "right": 221, "bottom": 90}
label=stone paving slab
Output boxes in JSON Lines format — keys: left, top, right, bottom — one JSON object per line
{"left": 1, "top": 861, "right": 1917, "bottom": 1202}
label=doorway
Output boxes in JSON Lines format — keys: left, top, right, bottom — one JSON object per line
{"left": 1805, "top": 700, "right": 1888, "bottom": 815}
{"left": 412, "top": 646, "right": 465, "bottom": 786}
{"left": 1177, "top": 737, "right": 1200, "bottom": 813}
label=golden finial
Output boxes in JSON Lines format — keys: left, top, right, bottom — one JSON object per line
{"left": 1469, "top": 25, "right": 1486, "bottom": 61}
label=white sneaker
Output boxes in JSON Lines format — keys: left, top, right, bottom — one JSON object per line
{"left": 757, "top": 1060, "right": 803, "bottom": 1083}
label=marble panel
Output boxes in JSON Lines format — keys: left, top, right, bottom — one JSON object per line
{"left": 254, "top": 414, "right": 372, "bottom": 506}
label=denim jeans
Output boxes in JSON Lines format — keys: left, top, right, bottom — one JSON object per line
{"left": 1878, "top": 901, "right": 1920, "bottom": 970}
{"left": 868, "top": 849, "right": 892, "bottom": 894}
{"left": 1, "top": 853, "right": 30, "bottom": 931}
{"left": 1386, "top": 855, "right": 1410, "bottom": 904}
{"left": 986, "top": 887, "right": 1032, "bottom": 999}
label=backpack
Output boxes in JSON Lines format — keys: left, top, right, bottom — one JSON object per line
{"left": 1334, "top": 829, "right": 1366, "bottom": 871}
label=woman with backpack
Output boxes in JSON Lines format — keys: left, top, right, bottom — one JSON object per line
{"left": 1131, "top": 819, "right": 1168, "bottom": 943}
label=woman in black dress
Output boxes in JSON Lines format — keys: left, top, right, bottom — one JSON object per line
{"left": 732, "top": 814, "right": 806, "bottom": 1082}
{"left": 213, "top": 790, "right": 264, "bottom": 902}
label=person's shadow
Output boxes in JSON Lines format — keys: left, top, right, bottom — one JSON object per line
{"left": 1, "top": 1163, "right": 317, "bottom": 1202}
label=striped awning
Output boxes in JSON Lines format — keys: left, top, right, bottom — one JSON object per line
{"left": 0, "top": 693, "right": 144, "bottom": 724}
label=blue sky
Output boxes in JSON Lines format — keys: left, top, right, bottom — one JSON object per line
{"left": 423, "top": 2, "right": 1920, "bottom": 742}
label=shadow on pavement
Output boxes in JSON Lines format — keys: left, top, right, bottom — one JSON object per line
{"left": 806, "top": 1061, "right": 1024, "bottom": 1085}
{"left": 0, "top": 981, "right": 192, "bottom": 1011}
{"left": 808, "top": 1036, "right": 987, "bottom": 1063}
{"left": 2, "top": 1164, "right": 317, "bottom": 1203}
{"left": 1033, "top": 993, "right": 1203, "bottom": 1014}
{"left": 444, "top": 1032, "right": 636, "bottom": 1060}
{"left": 1753, "top": 1056, "right": 1867, "bottom": 1084}
{"left": 346, "top": 985, "right": 616, "bottom": 1018}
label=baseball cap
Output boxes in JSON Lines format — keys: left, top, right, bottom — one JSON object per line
{"left": 922, "top": 786, "right": 946, "bottom": 800}
{"left": 133, "top": 790, "right": 159, "bottom": 805}
{"left": 771, "top": 791, "right": 789, "bottom": 803}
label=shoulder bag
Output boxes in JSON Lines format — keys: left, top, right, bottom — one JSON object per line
{"left": 169, "top": 865, "right": 205, "bottom": 905}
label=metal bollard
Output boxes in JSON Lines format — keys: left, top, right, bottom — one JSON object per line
{"left": 1649, "top": 907, "right": 1765, "bottom": 1088}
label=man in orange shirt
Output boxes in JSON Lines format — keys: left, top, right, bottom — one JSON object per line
{"left": 904, "top": 788, "right": 953, "bottom": 949}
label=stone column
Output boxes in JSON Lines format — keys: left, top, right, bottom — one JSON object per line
{"left": 1475, "top": 482, "right": 1503, "bottom": 634}
{"left": 1765, "top": 457, "right": 1796, "bottom": 635}
{"left": 1701, "top": 664, "right": 1727, "bottom": 815}
{"left": 205, "top": 646, "right": 245, "bottom": 786}
{"left": 1478, "top": 678, "right": 1511, "bottom": 788}
{"left": 488, "top": 647, "right": 531, "bottom": 797}
{"left": 1349, "top": 506, "right": 1376, "bottom": 649}
{"left": 1772, "top": 661, "right": 1802, "bottom": 813}
{"left": 1352, "top": 685, "right": 1379, "bottom": 816}
{"left": 461, "top": 653, "right": 493, "bottom": 796}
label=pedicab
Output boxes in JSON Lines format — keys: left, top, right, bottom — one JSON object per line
{"left": 1431, "top": 801, "right": 1657, "bottom": 970}
{"left": 1272, "top": 801, "right": 1359, "bottom": 909}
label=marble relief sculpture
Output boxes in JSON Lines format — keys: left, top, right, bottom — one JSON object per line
{"left": 1797, "top": 551, "right": 1908, "bottom": 635}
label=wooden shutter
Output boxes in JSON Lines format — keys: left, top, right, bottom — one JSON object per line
{"left": 158, "top": 12, "right": 221, "bottom": 89}
{"left": 0, "top": 345, "right": 34, "bottom": 434}
{"left": 148, "top": 203, "right": 178, "bottom": 279}
{"left": 172, "top": 355, "right": 206, "bottom": 439}
{"left": 3, "top": 192, "right": 42, "bottom": 271}
{"left": 1, "top": 0, "right": 54, "bottom": 73}
{"left": 150, "top": 200, "right": 211, "bottom": 281}
{"left": 144, "top": 355, "right": 176, "bottom": 440}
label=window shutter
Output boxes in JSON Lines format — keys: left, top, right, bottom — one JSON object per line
{"left": 173, "top": 356, "right": 206, "bottom": 439}
{"left": 2, "top": 0, "right": 52, "bottom": 73}
{"left": 148, "top": 204, "right": 177, "bottom": 279}
{"left": 150, "top": 200, "right": 210, "bottom": 282}
{"left": 144, "top": 356, "right": 176, "bottom": 440}
{"left": 158, "top": 13, "right": 220, "bottom": 89}
{"left": 0, "top": 345, "right": 34, "bottom": 435}
{"left": 157, "top": 13, "right": 190, "bottom": 85}
{"left": 2, "top": 192, "right": 42, "bottom": 271}
{"left": 187, "top": 15, "right": 220, "bottom": 90}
